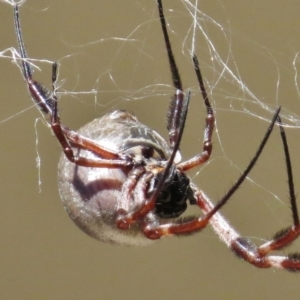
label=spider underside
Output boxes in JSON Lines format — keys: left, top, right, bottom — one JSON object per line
{"left": 12, "top": 0, "right": 300, "bottom": 270}
{"left": 58, "top": 109, "right": 194, "bottom": 246}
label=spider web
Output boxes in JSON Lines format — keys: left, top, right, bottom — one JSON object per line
{"left": 1, "top": 0, "right": 300, "bottom": 120}
{"left": 2, "top": 1, "right": 300, "bottom": 119}
{"left": 1, "top": 0, "right": 300, "bottom": 242}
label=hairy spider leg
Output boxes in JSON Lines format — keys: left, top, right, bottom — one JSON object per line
{"left": 115, "top": 0, "right": 282, "bottom": 241}
{"left": 115, "top": 0, "right": 213, "bottom": 226}
{"left": 14, "top": 5, "right": 133, "bottom": 169}
{"left": 157, "top": 0, "right": 214, "bottom": 171}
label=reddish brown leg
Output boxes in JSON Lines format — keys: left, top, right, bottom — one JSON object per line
{"left": 114, "top": 0, "right": 215, "bottom": 227}
{"left": 14, "top": 5, "right": 133, "bottom": 169}
{"left": 157, "top": 0, "right": 214, "bottom": 167}
{"left": 116, "top": 167, "right": 149, "bottom": 229}
{"left": 140, "top": 108, "right": 280, "bottom": 240}
{"left": 202, "top": 188, "right": 300, "bottom": 270}
{"left": 165, "top": 112, "right": 300, "bottom": 271}
{"left": 178, "top": 55, "right": 214, "bottom": 172}
{"left": 62, "top": 127, "right": 120, "bottom": 159}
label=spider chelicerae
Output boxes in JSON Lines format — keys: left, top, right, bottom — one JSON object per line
{"left": 12, "top": 0, "right": 300, "bottom": 271}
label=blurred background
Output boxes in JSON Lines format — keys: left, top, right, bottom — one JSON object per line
{"left": 1, "top": 0, "right": 300, "bottom": 299}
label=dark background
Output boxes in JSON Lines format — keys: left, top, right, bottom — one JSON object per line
{"left": 1, "top": 1, "right": 300, "bottom": 299}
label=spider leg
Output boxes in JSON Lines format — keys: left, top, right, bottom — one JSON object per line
{"left": 157, "top": 0, "right": 187, "bottom": 151}
{"left": 156, "top": 0, "right": 300, "bottom": 269}
{"left": 139, "top": 108, "right": 300, "bottom": 271}
{"left": 14, "top": 5, "right": 133, "bottom": 169}
{"left": 235, "top": 115, "right": 300, "bottom": 270}
{"left": 140, "top": 108, "right": 281, "bottom": 239}
{"left": 277, "top": 115, "right": 299, "bottom": 226}
{"left": 117, "top": 166, "right": 148, "bottom": 221}
{"left": 116, "top": 0, "right": 195, "bottom": 227}
{"left": 157, "top": 0, "right": 214, "bottom": 171}
{"left": 201, "top": 113, "right": 300, "bottom": 270}
{"left": 197, "top": 189, "right": 300, "bottom": 270}
{"left": 251, "top": 115, "right": 300, "bottom": 257}
{"left": 178, "top": 55, "right": 214, "bottom": 171}
{"left": 14, "top": 5, "right": 54, "bottom": 115}
{"left": 227, "top": 115, "right": 300, "bottom": 271}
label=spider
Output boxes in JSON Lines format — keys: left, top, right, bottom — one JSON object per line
{"left": 12, "top": 0, "right": 300, "bottom": 271}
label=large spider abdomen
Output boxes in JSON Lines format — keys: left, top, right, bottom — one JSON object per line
{"left": 58, "top": 110, "right": 172, "bottom": 246}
